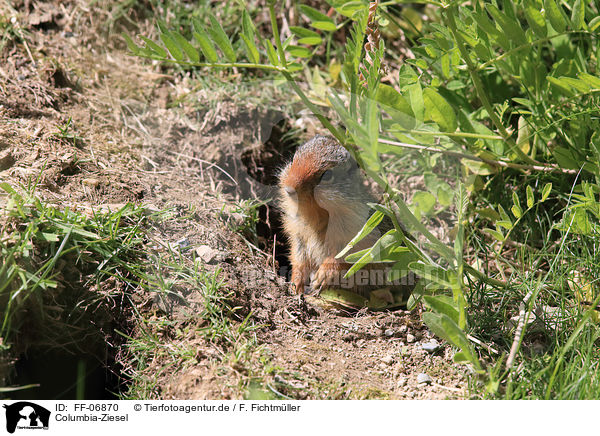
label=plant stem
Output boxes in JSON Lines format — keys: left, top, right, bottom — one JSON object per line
{"left": 268, "top": 1, "right": 287, "bottom": 68}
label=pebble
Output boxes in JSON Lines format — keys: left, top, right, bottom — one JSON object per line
{"left": 176, "top": 237, "right": 190, "bottom": 249}
{"left": 398, "top": 325, "right": 408, "bottom": 333}
{"left": 406, "top": 333, "right": 416, "bottom": 343}
{"left": 397, "top": 377, "right": 407, "bottom": 388}
{"left": 195, "top": 245, "right": 224, "bottom": 263}
{"left": 381, "top": 355, "right": 394, "bottom": 365}
{"left": 422, "top": 339, "right": 440, "bottom": 354}
{"left": 417, "top": 373, "right": 433, "bottom": 385}
{"left": 384, "top": 329, "right": 395, "bottom": 337}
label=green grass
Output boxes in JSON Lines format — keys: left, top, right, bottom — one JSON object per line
{"left": 0, "top": 180, "right": 273, "bottom": 399}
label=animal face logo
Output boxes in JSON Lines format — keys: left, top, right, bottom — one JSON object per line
{"left": 3, "top": 402, "right": 50, "bottom": 434}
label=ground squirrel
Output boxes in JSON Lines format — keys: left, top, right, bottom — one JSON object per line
{"left": 279, "top": 135, "right": 412, "bottom": 297}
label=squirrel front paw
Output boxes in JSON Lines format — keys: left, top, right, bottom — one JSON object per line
{"left": 311, "top": 258, "right": 349, "bottom": 293}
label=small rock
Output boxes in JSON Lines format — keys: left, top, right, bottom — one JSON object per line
{"left": 82, "top": 178, "right": 100, "bottom": 188}
{"left": 397, "top": 377, "right": 407, "bottom": 388}
{"left": 384, "top": 329, "right": 395, "bottom": 337}
{"left": 417, "top": 373, "right": 432, "bottom": 385}
{"left": 406, "top": 333, "right": 416, "bottom": 343}
{"left": 176, "top": 237, "right": 190, "bottom": 249}
{"left": 422, "top": 339, "right": 440, "bottom": 354}
{"left": 381, "top": 354, "right": 394, "bottom": 365}
{"left": 0, "top": 150, "right": 15, "bottom": 171}
{"left": 398, "top": 325, "right": 408, "bottom": 333}
{"left": 195, "top": 245, "right": 224, "bottom": 264}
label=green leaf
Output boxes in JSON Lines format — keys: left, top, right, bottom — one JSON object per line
{"left": 571, "top": 0, "right": 585, "bottom": 30}
{"left": 160, "top": 32, "right": 183, "bottom": 61}
{"left": 526, "top": 185, "right": 534, "bottom": 208}
{"left": 589, "top": 16, "right": 600, "bottom": 31}
{"left": 299, "top": 5, "right": 334, "bottom": 23}
{"left": 544, "top": 0, "right": 567, "bottom": 33}
{"left": 411, "top": 191, "right": 436, "bottom": 218}
{"left": 542, "top": 183, "right": 552, "bottom": 202}
{"left": 345, "top": 231, "right": 398, "bottom": 276}
{"left": 511, "top": 204, "right": 522, "bottom": 219}
{"left": 242, "top": 9, "right": 256, "bottom": 41}
{"left": 409, "top": 262, "right": 454, "bottom": 288}
{"left": 208, "top": 14, "right": 237, "bottom": 63}
{"left": 264, "top": 39, "right": 280, "bottom": 66}
{"left": 285, "top": 45, "right": 312, "bottom": 58}
{"left": 240, "top": 34, "right": 260, "bottom": 63}
{"left": 336, "top": 211, "right": 384, "bottom": 258}
{"left": 407, "top": 82, "right": 424, "bottom": 122}
{"left": 485, "top": 4, "right": 526, "bottom": 45}
{"left": 512, "top": 191, "right": 521, "bottom": 210}
{"left": 523, "top": 0, "right": 547, "bottom": 37}
{"left": 311, "top": 21, "right": 337, "bottom": 32}
{"left": 553, "top": 146, "right": 580, "bottom": 169}
{"left": 440, "top": 315, "right": 477, "bottom": 364}
{"left": 171, "top": 31, "right": 199, "bottom": 62}
{"left": 193, "top": 21, "right": 218, "bottom": 63}
{"left": 423, "top": 295, "right": 459, "bottom": 324}
{"left": 290, "top": 26, "right": 322, "bottom": 45}
{"left": 423, "top": 88, "right": 457, "bottom": 132}
{"left": 578, "top": 73, "right": 600, "bottom": 89}
{"left": 138, "top": 35, "right": 166, "bottom": 57}
{"left": 122, "top": 34, "right": 142, "bottom": 56}
{"left": 483, "top": 228, "right": 505, "bottom": 242}
{"left": 547, "top": 76, "right": 576, "bottom": 97}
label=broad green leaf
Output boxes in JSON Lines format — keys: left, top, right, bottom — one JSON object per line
{"left": 511, "top": 204, "right": 522, "bottom": 219}
{"left": 311, "top": 21, "right": 337, "bottom": 32}
{"left": 240, "top": 34, "right": 260, "bottom": 63}
{"left": 485, "top": 4, "right": 526, "bottom": 45}
{"left": 409, "top": 262, "right": 454, "bottom": 288}
{"left": 526, "top": 185, "right": 534, "bottom": 208}
{"left": 571, "top": 0, "right": 585, "bottom": 30}
{"left": 440, "top": 315, "right": 477, "bottom": 365}
{"left": 122, "top": 34, "right": 142, "bottom": 56}
{"left": 138, "top": 35, "right": 167, "bottom": 58}
{"left": 193, "top": 21, "right": 218, "bottom": 63}
{"left": 171, "top": 31, "right": 199, "bottom": 62}
{"left": 422, "top": 312, "right": 450, "bottom": 343}
{"left": 408, "top": 82, "right": 424, "bottom": 122}
{"left": 242, "top": 9, "right": 256, "bottom": 41}
{"left": 553, "top": 146, "right": 580, "bottom": 169}
{"left": 523, "top": 0, "right": 547, "bottom": 37}
{"left": 334, "top": 1, "right": 366, "bottom": 17}
{"left": 547, "top": 76, "right": 575, "bottom": 96}
{"left": 290, "top": 26, "right": 321, "bottom": 39}
{"left": 299, "top": 5, "right": 334, "bottom": 23}
{"left": 483, "top": 228, "right": 505, "bottom": 242}
{"left": 497, "top": 220, "right": 513, "bottom": 230}
{"left": 423, "top": 88, "right": 457, "bottom": 132}
{"left": 264, "top": 39, "right": 280, "bottom": 66}
{"left": 578, "top": 73, "right": 600, "bottom": 89}
{"left": 423, "top": 295, "right": 459, "bottom": 324}
{"left": 561, "top": 77, "right": 590, "bottom": 93}
{"left": 285, "top": 45, "right": 312, "bottom": 58}
{"left": 542, "top": 183, "right": 552, "bottom": 201}
{"left": 590, "top": 16, "right": 600, "bottom": 31}
{"left": 512, "top": 191, "right": 521, "bottom": 211}
{"left": 336, "top": 211, "right": 385, "bottom": 258}
{"left": 345, "top": 231, "right": 398, "bottom": 276}
{"left": 298, "top": 35, "right": 323, "bottom": 45}
{"left": 160, "top": 32, "right": 183, "bottom": 61}
{"left": 412, "top": 191, "right": 436, "bottom": 218}
{"left": 544, "top": 0, "right": 567, "bottom": 33}
{"left": 208, "top": 14, "right": 237, "bottom": 63}
{"left": 290, "top": 26, "right": 322, "bottom": 44}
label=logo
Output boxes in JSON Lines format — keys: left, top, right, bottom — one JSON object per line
{"left": 3, "top": 402, "right": 50, "bottom": 434}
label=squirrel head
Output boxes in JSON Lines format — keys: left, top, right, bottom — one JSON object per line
{"left": 279, "top": 135, "right": 367, "bottom": 228}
